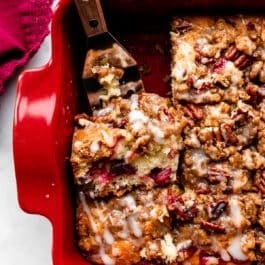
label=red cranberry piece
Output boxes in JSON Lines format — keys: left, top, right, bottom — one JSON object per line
{"left": 150, "top": 168, "right": 172, "bottom": 185}
{"left": 246, "top": 22, "right": 255, "bottom": 31}
{"left": 110, "top": 160, "right": 136, "bottom": 176}
{"left": 196, "top": 82, "right": 214, "bottom": 93}
{"left": 186, "top": 76, "right": 194, "bottom": 88}
{"left": 89, "top": 165, "right": 111, "bottom": 184}
{"left": 211, "top": 58, "right": 227, "bottom": 73}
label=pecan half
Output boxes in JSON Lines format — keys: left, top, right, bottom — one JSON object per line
{"left": 172, "top": 18, "right": 192, "bottom": 34}
{"left": 207, "top": 164, "right": 230, "bottom": 184}
{"left": 234, "top": 54, "right": 251, "bottom": 69}
{"left": 224, "top": 45, "right": 239, "bottom": 61}
{"left": 196, "top": 183, "right": 211, "bottom": 195}
{"left": 220, "top": 123, "right": 238, "bottom": 145}
{"left": 208, "top": 200, "right": 228, "bottom": 220}
{"left": 201, "top": 221, "right": 225, "bottom": 233}
{"left": 182, "top": 104, "right": 204, "bottom": 121}
{"left": 246, "top": 83, "right": 258, "bottom": 106}
{"left": 167, "top": 194, "right": 198, "bottom": 222}
{"left": 255, "top": 170, "right": 265, "bottom": 193}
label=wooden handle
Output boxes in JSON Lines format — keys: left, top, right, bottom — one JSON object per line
{"left": 74, "top": 0, "right": 108, "bottom": 37}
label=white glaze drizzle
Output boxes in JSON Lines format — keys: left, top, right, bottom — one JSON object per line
{"left": 103, "top": 228, "right": 114, "bottom": 245}
{"left": 101, "top": 130, "right": 114, "bottom": 147}
{"left": 79, "top": 192, "right": 115, "bottom": 265}
{"left": 128, "top": 214, "right": 142, "bottom": 238}
{"left": 227, "top": 234, "right": 248, "bottom": 261}
{"left": 90, "top": 141, "right": 99, "bottom": 153}
{"left": 79, "top": 192, "right": 98, "bottom": 233}
{"left": 120, "top": 194, "right": 137, "bottom": 211}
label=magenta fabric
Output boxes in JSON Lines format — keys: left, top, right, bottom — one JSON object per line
{"left": 0, "top": 0, "right": 53, "bottom": 95}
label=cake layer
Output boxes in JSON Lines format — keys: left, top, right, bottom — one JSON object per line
{"left": 71, "top": 93, "right": 187, "bottom": 198}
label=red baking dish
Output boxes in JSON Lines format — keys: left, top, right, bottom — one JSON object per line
{"left": 13, "top": 0, "right": 265, "bottom": 265}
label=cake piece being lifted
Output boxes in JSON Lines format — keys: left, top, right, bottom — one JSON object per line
{"left": 83, "top": 43, "right": 144, "bottom": 108}
{"left": 171, "top": 15, "right": 265, "bottom": 104}
{"left": 71, "top": 92, "right": 187, "bottom": 198}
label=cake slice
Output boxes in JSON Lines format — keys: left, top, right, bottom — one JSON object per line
{"left": 71, "top": 92, "right": 187, "bottom": 198}
{"left": 83, "top": 43, "right": 144, "bottom": 108}
{"left": 77, "top": 184, "right": 265, "bottom": 265}
{"left": 76, "top": 186, "right": 178, "bottom": 265}
{"left": 182, "top": 100, "right": 261, "bottom": 161}
{"left": 170, "top": 15, "right": 265, "bottom": 105}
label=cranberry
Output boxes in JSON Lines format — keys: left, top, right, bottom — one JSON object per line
{"left": 150, "top": 168, "right": 172, "bottom": 185}
{"left": 89, "top": 164, "right": 111, "bottom": 184}
{"left": 186, "top": 76, "right": 194, "bottom": 88}
{"left": 211, "top": 58, "right": 227, "bottom": 73}
{"left": 246, "top": 21, "right": 255, "bottom": 31}
{"left": 110, "top": 160, "right": 136, "bottom": 176}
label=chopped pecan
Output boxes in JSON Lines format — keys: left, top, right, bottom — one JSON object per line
{"left": 207, "top": 164, "right": 230, "bottom": 184}
{"left": 208, "top": 200, "right": 228, "bottom": 220}
{"left": 196, "top": 82, "right": 214, "bottom": 93}
{"left": 234, "top": 54, "right": 251, "bottom": 69}
{"left": 256, "top": 253, "right": 265, "bottom": 265}
{"left": 167, "top": 194, "right": 198, "bottom": 222}
{"left": 246, "top": 21, "right": 256, "bottom": 31}
{"left": 196, "top": 183, "right": 211, "bottom": 195}
{"left": 182, "top": 104, "right": 204, "bottom": 121}
{"left": 178, "top": 245, "right": 197, "bottom": 262}
{"left": 255, "top": 170, "right": 265, "bottom": 193}
{"left": 220, "top": 123, "right": 238, "bottom": 145}
{"left": 246, "top": 83, "right": 258, "bottom": 106}
{"left": 201, "top": 221, "right": 225, "bottom": 233}
{"left": 172, "top": 18, "right": 192, "bottom": 34}
{"left": 224, "top": 45, "right": 239, "bottom": 61}
{"left": 249, "top": 61, "right": 263, "bottom": 79}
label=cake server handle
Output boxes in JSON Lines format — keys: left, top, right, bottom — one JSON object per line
{"left": 74, "top": 0, "right": 108, "bottom": 37}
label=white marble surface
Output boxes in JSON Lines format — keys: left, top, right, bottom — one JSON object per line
{"left": 0, "top": 30, "right": 53, "bottom": 265}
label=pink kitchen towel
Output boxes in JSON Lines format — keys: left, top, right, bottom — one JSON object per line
{"left": 0, "top": 0, "right": 53, "bottom": 95}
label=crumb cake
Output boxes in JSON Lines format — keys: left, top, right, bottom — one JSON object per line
{"left": 77, "top": 184, "right": 265, "bottom": 265}
{"left": 182, "top": 100, "right": 262, "bottom": 160}
{"left": 71, "top": 14, "right": 265, "bottom": 265}
{"left": 71, "top": 92, "right": 187, "bottom": 198}
{"left": 170, "top": 15, "right": 265, "bottom": 104}
{"left": 82, "top": 43, "right": 144, "bottom": 107}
